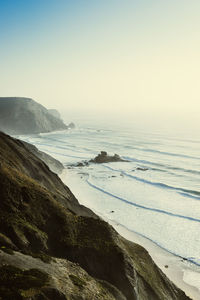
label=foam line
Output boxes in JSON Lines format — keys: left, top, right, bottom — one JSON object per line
{"left": 131, "top": 147, "right": 200, "bottom": 160}
{"left": 38, "top": 148, "right": 90, "bottom": 160}
{"left": 122, "top": 156, "right": 200, "bottom": 176}
{"left": 86, "top": 178, "right": 200, "bottom": 224}
{"left": 103, "top": 165, "right": 200, "bottom": 200}
{"left": 112, "top": 222, "right": 200, "bottom": 267}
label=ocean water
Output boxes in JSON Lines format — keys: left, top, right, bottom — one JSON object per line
{"left": 18, "top": 122, "right": 200, "bottom": 268}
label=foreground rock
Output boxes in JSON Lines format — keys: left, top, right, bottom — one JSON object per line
{"left": 0, "top": 97, "right": 68, "bottom": 134}
{"left": 0, "top": 131, "right": 191, "bottom": 300}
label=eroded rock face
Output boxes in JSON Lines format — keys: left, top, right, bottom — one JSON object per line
{"left": 21, "top": 141, "right": 64, "bottom": 174}
{"left": 0, "top": 132, "right": 191, "bottom": 300}
{"left": 0, "top": 252, "right": 119, "bottom": 300}
{"left": 48, "top": 109, "right": 62, "bottom": 119}
{"left": 0, "top": 97, "right": 68, "bottom": 134}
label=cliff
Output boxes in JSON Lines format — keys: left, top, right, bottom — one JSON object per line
{"left": 21, "top": 140, "right": 64, "bottom": 174}
{"left": 48, "top": 109, "right": 62, "bottom": 119}
{"left": 0, "top": 97, "right": 68, "bottom": 135}
{"left": 0, "top": 131, "right": 191, "bottom": 300}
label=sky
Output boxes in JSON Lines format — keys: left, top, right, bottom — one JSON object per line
{"left": 0, "top": 0, "right": 200, "bottom": 131}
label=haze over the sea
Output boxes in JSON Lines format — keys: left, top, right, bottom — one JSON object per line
{"left": 0, "top": 0, "right": 199, "bottom": 134}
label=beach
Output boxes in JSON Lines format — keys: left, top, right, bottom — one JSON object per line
{"left": 60, "top": 168, "right": 200, "bottom": 300}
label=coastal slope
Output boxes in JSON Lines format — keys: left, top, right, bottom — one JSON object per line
{"left": 0, "top": 131, "right": 191, "bottom": 300}
{"left": 21, "top": 140, "right": 64, "bottom": 174}
{"left": 0, "top": 97, "right": 68, "bottom": 134}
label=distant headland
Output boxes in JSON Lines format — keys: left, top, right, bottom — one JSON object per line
{"left": 0, "top": 97, "right": 74, "bottom": 135}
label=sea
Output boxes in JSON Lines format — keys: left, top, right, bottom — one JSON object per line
{"left": 17, "top": 116, "right": 200, "bottom": 289}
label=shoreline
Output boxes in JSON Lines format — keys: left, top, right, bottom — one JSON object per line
{"left": 107, "top": 219, "right": 200, "bottom": 300}
{"left": 60, "top": 169, "right": 200, "bottom": 300}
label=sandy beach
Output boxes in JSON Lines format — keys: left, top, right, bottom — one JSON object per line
{"left": 108, "top": 219, "right": 200, "bottom": 300}
{"left": 61, "top": 169, "right": 200, "bottom": 300}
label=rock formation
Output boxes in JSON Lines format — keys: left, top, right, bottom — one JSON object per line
{"left": 71, "top": 152, "right": 128, "bottom": 167}
{"left": 90, "top": 151, "right": 128, "bottom": 163}
{"left": 0, "top": 131, "right": 191, "bottom": 300}
{"left": 0, "top": 97, "right": 68, "bottom": 135}
{"left": 68, "top": 122, "right": 76, "bottom": 129}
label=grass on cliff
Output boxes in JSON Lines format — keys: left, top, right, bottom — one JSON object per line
{"left": 0, "top": 265, "right": 49, "bottom": 300}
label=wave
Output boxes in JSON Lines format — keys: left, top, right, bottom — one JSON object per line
{"left": 128, "top": 146, "right": 200, "bottom": 160}
{"left": 38, "top": 148, "right": 90, "bottom": 160}
{"left": 24, "top": 137, "right": 95, "bottom": 157}
{"left": 39, "top": 136, "right": 95, "bottom": 153}
{"left": 86, "top": 177, "right": 200, "bottom": 223}
{"left": 103, "top": 165, "right": 200, "bottom": 200}
{"left": 110, "top": 221, "right": 200, "bottom": 267}
{"left": 122, "top": 156, "right": 200, "bottom": 176}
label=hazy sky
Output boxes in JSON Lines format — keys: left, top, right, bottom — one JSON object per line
{"left": 0, "top": 0, "right": 200, "bottom": 124}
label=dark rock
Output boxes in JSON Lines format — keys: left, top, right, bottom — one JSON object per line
{"left": 70, "top": 161, "right": 89, "bottom": 168}
{"left": 77, "top": 162, "right": 85, "bottom": 167}
{"left": 0, "top": 97, "right": 68, "bottom": 135}
{"left": 101, "top": 151, "right": 107, "bottom": 156}
{"left": 90, "top": 151, "right": 128, "bottom": 164}
{"left": 34, "top": 287, "right": 67, "bottom": 300}
{"left": 68, "top": 122, "right": 76, "bottom": 129}
{"left": 136, "top": 167, "right": 148, "bottom": 171}
{"left": 0, "top": 233, "right": 17, "bottom": 250}
{"left": 71, "top": 152, "right": 126, "bottom": 168}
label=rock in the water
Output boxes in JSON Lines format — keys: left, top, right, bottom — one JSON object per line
{"left": 0, "top": 97, "right": 68, "bottom": 134}
{"left": 90, "top": 151, "right": 128, "bottom": 163}
{"left": 70, "top": 152, "right": 126, "bottom": 167}
{"left": 136, "top": 167, "right": 148, "bottom": 171}
{"left": 68, "top": 122, "right": 76, "bottom": 129}
{"left": 76, "top": 162, "right": 85, "bottom": 167}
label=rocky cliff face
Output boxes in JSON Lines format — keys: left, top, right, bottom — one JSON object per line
{"left": 48, "top": 109, "right": 62, "bottom": 120}
{"left": 0, "top": 131, "right": 191, "bottom": 300}
{"left": 21, "top": 140, "right": 64, "bottom": 174}
{"left": 0, "top": 97, "right": 68, "bottom": 134}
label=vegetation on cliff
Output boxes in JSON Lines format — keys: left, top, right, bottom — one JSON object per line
{"left": 0, "top": 131, "right": 191, "bottom": 300}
